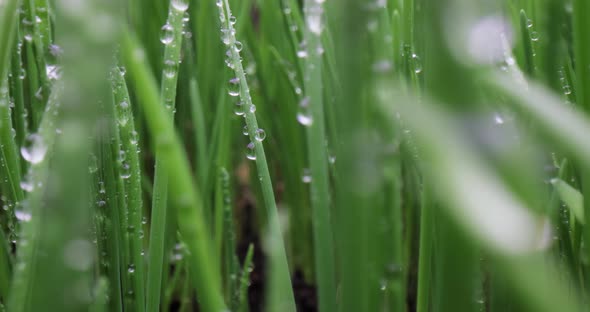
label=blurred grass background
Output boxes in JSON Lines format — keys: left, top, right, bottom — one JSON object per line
{"left": 0, "top": 0, "right": 589, "bottom": 311}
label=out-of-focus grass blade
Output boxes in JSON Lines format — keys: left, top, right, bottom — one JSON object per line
{"left": 488, "top": 73, "right": 590, "bottom": 172}
{"left": 386, "top": 91, "right": 582, "bottom": 312}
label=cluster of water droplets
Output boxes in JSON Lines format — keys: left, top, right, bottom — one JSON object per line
{"left": 558, "top": 68, "right": 573, "bottom": 100}
{"left": 217, "top": 3, "right": 269, "bottom": 160}
{"left": 117, "top": 146, "right": 132, "bottom": 180}
{"left": 159, "top": 3, "right": 191, "bottom": 114}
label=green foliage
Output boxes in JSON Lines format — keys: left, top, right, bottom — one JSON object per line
{"left": 0, "top": 0, "right": 589, "bottom": 311}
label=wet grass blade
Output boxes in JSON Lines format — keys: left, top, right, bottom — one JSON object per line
{"left": 217, "top": 1, "right": 296, "bottom": 310}
{"left": 146, "top": 2, "right": 189, "bottom": 311}
{"left": 121, "top": 30, "right": 226, "bottom": 312}
{"left": 111, "top": 66, "right": 145, "bottom": 312}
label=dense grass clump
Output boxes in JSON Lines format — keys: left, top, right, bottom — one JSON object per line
{"left": 1, "top": 0, "right": 590, "bottom": 311}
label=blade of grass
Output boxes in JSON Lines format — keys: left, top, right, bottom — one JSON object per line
{"left": 0, "top": 0, "right": 20, "bottom": 81}
{"left": 388, "top": 91, "right": 582, "bottom": 312}
{"left": 217, "top": 1, "right": 296, "bottom": 310}
{"left": 111, "top": 66, "right": 145, "bottom": 312}
{"left": 7, "top": 84, "right": 61, "bottom": 312}
{"left": 147, "top": 2, "right": 188, "bottom": 311}
{"left": 301, "top": 0, "right": 337, "bottom": 311}
{"left": 238, "top": 244, "right": 254, "bottom": 312}
{"left": 121, "top": 30, "right": 226, "bottom": 312}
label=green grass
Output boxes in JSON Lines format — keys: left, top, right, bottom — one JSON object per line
{"left": 2, "top": 0, "right": 590, "bottom": 311}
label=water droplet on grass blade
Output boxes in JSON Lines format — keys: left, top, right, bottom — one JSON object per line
{"left": 302, "top": 168, "right": 312, "bottom": 183}
{"left": 411, "top": 53, "right": 422, "bottom": 73}
{"left": 46, "top": 64, "right": 61, "bottom": 80}
{"left": 171, "top": 0, "right": 189, "bottom": 11}
{"left": 120, "top": 163, "right": 131, "bottom": 179}
{"left": 160, "top": 24, "right": 174, "bottom": 45}
{"left": 21, "top": 134, "right": 47, "bottom": 164}
{"left": 163, "top": 60, "right": 178, "bottom": 78}
{"left": 255, "top": 129, "right": 266, "bottom": 141}
{"left": 234, "top": 41, "right": 243, "bottom": 52}
{"left": 234, "top": 101, "right": 245, "bottom": 116}
{"left": 242, "top": 125, "right": 249, "bottom": 135}
{"left": 130, "top": 130, "right": 139, "bottom": 145}
{"left": 246, "top": 142, "right": 256, "bottom": 160}
{"left": 297, "top": 97, "right": 313, "bottom": 126}
{"left": 15, "top": 209, "right": 31, "bottom": 222}
{"left": 493, "top": 114, "right": 504, "bottom": 125}
{"left": 306, "top": 13, "right": 322, "bottom": 35}
{"left": 228, "top": 77, "right": 240, "bottom": 96}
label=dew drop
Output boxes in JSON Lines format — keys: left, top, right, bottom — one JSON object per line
{"left": 297, "top": 97, "right": 313, "bottom": 126}
{"left": 119, "top": 101, "right": 129, "bottom": 109}
{"left": 19, "top": 68, "right": 26, "bottom": 80}
{"left": 46, "top": 64, "right": 61, "bottom": 80}
{"left": 306, "top": 14, "right": 322, "bottom": 35}
{"left": 493, "top": 113, "right": 504, "bottom": 125}
{"left": 120, "top": 163, "right": 131, "bottom": 179}
{"left": 242, "top": 125, "right": 249, "bottom": 135}
{"left": 246, "top": 142, "right": 256, "bottom": 160}
{"left": 234, "top": 41, "right": 243, "bottom": 52}
{"left": 163, "top": 59, "right": 178, "bottom": 79}
{"left": 329, "top": 155, "right": 336, "bottom": 164}
{"left": 160, "top": 24, "right": 174, "bottom": 45}
{"left": 127, "top": 264, "right": 135, "bottom": 273}
{"left": 234, "top": 101, "right": 245, "bottom": 116}
{"left": 302, "top": 168, "right": 312, "bottom": 183}
{"left": 249, "top": 104, "right": 256, "bottom": 113}
{"left": 88, "top": 154, "right": 98, "bottom": 173}
{"left": 229, "top": 15, "right": 237, "bottom": 25}
{"left": 228, "top": 77, "right": 240, "bottom": 96}
{"left": 411, "top": 53, "right": 422, "bottom": 74}
{"left": 15, "top": 209, "right": 31, "bottom": 222}
{"left": 297, "top": 49, "right": 308, "bottom": 58}
{"left": 171, "top": 0, "right": 189, "bottom": 11}
{"left": 255, "top": 128, "right": 266, "bottom": 141}
{"left": 21, "top": 134, "right": 47, "bottom": 164}
{"left": 530, "top": 31, "right": 539, "bottom": 41}
{"left": 130, "top": 130, "right": 139, "bottom": 145}
{"left": 297, "top": 112, "right": 313, "bottom": 126}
